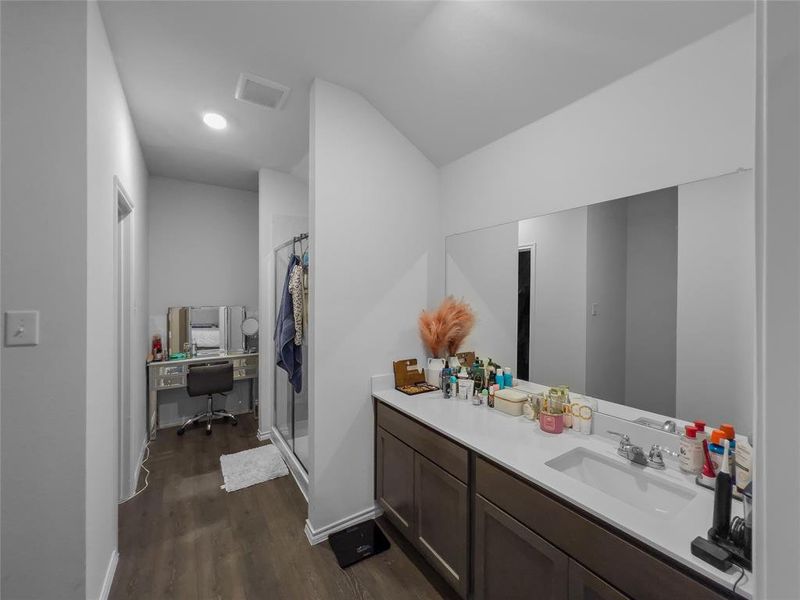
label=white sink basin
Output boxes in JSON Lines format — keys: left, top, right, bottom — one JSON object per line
{"left": 545, "top": 447, "right": 696, "bottom": 519}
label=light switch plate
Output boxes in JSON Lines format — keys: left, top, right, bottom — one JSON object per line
{"left": 5, "top": 310, "right": 39, "bottom": 346}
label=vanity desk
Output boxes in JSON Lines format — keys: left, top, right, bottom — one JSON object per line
{"left": 372, "top": 382, "right": 751, "bottom": 600}
{"left": 147, "top": 352, "right": 258, "bottom": 440}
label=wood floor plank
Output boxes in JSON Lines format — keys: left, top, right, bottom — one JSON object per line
{"left": 109, "top": 415, "right": 455, "bottom": 600}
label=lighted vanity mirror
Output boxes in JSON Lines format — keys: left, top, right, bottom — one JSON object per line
{"left": 167, "top": 305, "right": 251, "bottom": 356}
{"left": 445, "top": 170, "right": 755, "bottom": 432}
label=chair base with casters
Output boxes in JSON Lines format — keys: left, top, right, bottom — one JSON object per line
{"left": 177, "top": 393, "right": 238, "bottom": 436}
{"left": 177, "top": 361, "right": 236, "bottom": 436}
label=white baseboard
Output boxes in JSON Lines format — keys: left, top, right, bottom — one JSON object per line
{"left": 256, "top": 429, "right": 271, "bottom": 441}
{"left": 304, "top": 504, "right": 384, "bottom": 546}
{"left": 270, "top": 425, "right": 309, "bottom": 502}
{"left": 99, "top": 549, "right": 119, "bottom": 600}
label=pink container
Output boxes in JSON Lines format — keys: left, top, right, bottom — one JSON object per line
{"left": 539, "top": 411, "right": 564, "bottom": 434}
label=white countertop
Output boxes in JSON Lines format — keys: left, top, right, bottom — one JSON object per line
{"left": 373, "top": 384, "right": 752, "bottom": 598}
{"left": 147, "top": 351, "right": 258, "bottom": 367}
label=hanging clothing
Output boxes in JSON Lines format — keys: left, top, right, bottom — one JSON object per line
{"left": 289, "top": 262, "right": 304, "bottom": 345}
{"left": 275, "top": 255, "right": 302, "bottom": 393}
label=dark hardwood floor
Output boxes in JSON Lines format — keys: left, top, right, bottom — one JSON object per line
{"left": 110, "top": 415, "right": 456, "bottom": 600}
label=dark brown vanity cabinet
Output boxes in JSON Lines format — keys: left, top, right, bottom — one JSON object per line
{"left": 374, "top": 400, "right": 731, "bottom": 600}
{"left": 568, "top": 562, "right": 630, "bottom": 600}
{"left": 376, "top": 403, "right": 469, "bottom": 598}
{"left": 376, "top": 426, "right": 415, "bottom": 536}
{"left": 474, "top": 494, "right": 569, "bottom": 600}
{"left": 414, "top": 454, "right": 469, "bottom": 596}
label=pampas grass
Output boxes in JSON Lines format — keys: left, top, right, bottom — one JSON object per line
{"left": 418, "top": 296, "right": 475, "bottom": 358}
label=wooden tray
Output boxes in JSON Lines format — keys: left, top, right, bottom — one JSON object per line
{"left": 393, "top": 358, "right": 439, "bottom": 396}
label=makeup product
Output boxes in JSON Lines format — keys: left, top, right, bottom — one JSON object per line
{"left": 579, "top": 404, "right": 592, "bottom": 435}
{"left": 680, "top": 425, "right": 702, "bottom": 474}
{"left": 696, "top": 438, "right": 717, "bottom": 489}
{"left": 735, "top": 437, "right": 753, "bottom": 495}
{"left": 711, "top": 440, "right": 733, "bottom": 540}
{"left": 539, "top": 410, "right": 564, "bottom": 434}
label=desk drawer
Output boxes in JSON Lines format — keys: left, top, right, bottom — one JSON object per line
{"left": 234, "top": 367, "right": 257, "bottom": 379}
{"left": 232, "top": 356, "right": 258, "bottom": 369}
{"left": 376, "top": 402, "right": 468, "bottom": 484}
{"left": 475, "top": 458, "right": 728, "bottom": 600}
{"left": 155, "top": 374, "right": 186, "bottom": 389}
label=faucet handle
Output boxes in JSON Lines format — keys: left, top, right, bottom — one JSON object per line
{"left": 648, "top": 444, "right": 666, "bottom": 469}
{"left": 607, "top": 431, "right": 630, "bottom": 445}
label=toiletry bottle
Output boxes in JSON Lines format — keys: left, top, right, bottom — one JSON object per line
{"left": 496, "top": 366, "right": 505, "bottom": 390}
{"left": 680, "top": 425, "right": 701, "bottom": 474}
{"left": 711, "top": 440, "right": 733, "bottom": 540}
{"left": 735, "top": 436, "right": 753, "bottom": 495}
{"left": 449, "top": 375, "right": 457, "bottom": 399}
{"left": 481, "top": 388, "right": 488, "bottom": 406}
{"left": 503, "top": 368, "right": 513, "bottom": 388}
{"left": 441, "top": 368, "right": 451, "bottom": 398}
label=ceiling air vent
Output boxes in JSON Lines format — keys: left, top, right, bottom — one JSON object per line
{"left": 234, "top": 73, "right": 290, "bottom": 110}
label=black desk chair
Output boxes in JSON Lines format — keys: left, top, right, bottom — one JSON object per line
{"left": 177, "top": 362, "right": 238, "bottom": 436}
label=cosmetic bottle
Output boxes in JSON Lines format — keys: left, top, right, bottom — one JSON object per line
{"left": 680, "top": 425, "right": 702, "bottom": 474}
{"left": 449, "top": 375, "right": 457, "bottom": 399}
{"left": 503, "top": 368, "right": 513, "bottom": 388}
{"left": 440, "top": 368, "right": 451, "bottom": 398}
{"left": 496, "top": 366, "right": 505, "bottom": 390}
{"left": 735, "top": 436, "right": 753, "bottom": 495}
{"left": 711, "top": 440, "right": 733, "bottom": 540}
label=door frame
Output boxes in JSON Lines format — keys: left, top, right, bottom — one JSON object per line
{"left": 114, "top": 176, "right": 134, "bottom": 501}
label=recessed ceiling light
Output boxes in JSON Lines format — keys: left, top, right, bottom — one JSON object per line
{"left": 202, "top": 112, "right": 227, "bottom": 130}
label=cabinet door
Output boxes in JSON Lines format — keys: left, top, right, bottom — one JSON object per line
{"left": 376, "top": 427, "right": 415, "bottom": 536}
{"left": 414, "top": 453, "right": 469, "bottom": 598}
{"left": 569, "top": 561, "right": 629, "bottom": 600}
{"left": 474, "top": 494, "right": 569, "bottom": 600}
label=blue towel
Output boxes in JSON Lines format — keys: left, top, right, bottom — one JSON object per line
{"left": 275, "top": 255, "right": 303, "bottom": 393}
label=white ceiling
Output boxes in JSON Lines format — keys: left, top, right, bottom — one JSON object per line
{"left": 99, "top": 1, "right": 752, "bottom": 192}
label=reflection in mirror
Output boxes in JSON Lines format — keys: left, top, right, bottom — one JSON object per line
{"left": 445, "top": 170, "right": 754, "bottom": 431}
{"left": 167, "top": 305, "right": 249, "bottom": 357}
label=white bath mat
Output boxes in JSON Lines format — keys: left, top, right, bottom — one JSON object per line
{"left": 219, "top": 444, "right": 289, "bottom": 492}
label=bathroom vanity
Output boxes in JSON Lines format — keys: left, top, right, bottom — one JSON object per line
{"left": 373, "top": 386, "right": 750, "bottom": 600}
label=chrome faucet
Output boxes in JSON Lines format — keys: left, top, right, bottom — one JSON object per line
{"left": 607, "top": 431, "right": 666, "bottom": 469}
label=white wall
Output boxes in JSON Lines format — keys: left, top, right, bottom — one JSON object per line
{"left": 147, "top": 176, "right": 258, "bottom": 322}
{"left": 754, "top": 3, "right": 800, "bottom": 595}
{"left": 586, "top": 200, "right": 628, "bottom": 405}
{"left": 147, "top": 176, "right": 258, "bottom": 427}
{"left": 257, "top": 167, "right": 308, "bottom": 438}
{"left": 1, "top": 3, "right": 89, "bottom": 597}
{"left": 308, "top": 79, "right": 440, "bottom": 536}
{"left": 519, "top": 208, "right": 588, "bottom": 393}
{"left": 676, "top": 170, "right": 754, "bottom": 432}
{"left": 86, "top": 2, "right": 149, "bottom": 598}
{"left": 445, "top": 223, "right": 518, "bottom": 370}
{"left": 440, "top": 15, "right": 755, "bottom": 236}
{"left": 624, "top": 188, "right": 677, "bottom": 416}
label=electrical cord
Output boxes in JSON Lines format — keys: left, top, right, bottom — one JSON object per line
{"left": 119, "top": 442, "right": 151, "bottom": 504}
{"left": 732, "top": 565, "right": 746, "bottom": 595}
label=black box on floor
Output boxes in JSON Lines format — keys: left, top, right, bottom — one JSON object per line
{"left": 328, "top": 520, "right": 390, "bottom": 568}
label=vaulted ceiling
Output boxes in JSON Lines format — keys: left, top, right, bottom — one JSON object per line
{"left": 99, "top": 1, "right": 753, "bottom": 191}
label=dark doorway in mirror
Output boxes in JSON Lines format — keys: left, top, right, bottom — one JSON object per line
{"left": 518, "top": 248, "right": 531, "bottom": 380}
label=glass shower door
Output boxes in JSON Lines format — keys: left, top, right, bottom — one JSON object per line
{"left": 273, "top": 240, "right": 309, "bottom": 472}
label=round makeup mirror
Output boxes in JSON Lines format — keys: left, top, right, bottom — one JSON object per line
{"left": 241, "top": 317, "right": 259, "bottom": 337}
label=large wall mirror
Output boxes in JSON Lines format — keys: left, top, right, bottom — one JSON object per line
{"left": 445, "top": 169, "right": 754, "bottom": 432}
